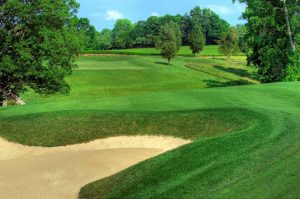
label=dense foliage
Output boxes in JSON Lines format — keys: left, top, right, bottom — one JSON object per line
{"left": 74, "top": 17, "right": 97, "bottom": 50}
{"left": 0, "top": 0, "right": 81, "bottom": 105}
{"left": 156, "top": 22, "right": 182, "bottom": 64}
{"left": 234, "top": 0, "right": 300, "bottom": 82}
{"left": 218, "top": 28, "right": 240, "bottom": 59}
{"left": 97, "top": 29, "right": 113, "bottom": 50}
{"left": 94, "top": 7, "right": 230, "bottom": 50}
{"left": 189, "top": 25, "right": 205, "bottom": 55}
{"left": 112, "top": 19, "right": 134, "bottom": 49}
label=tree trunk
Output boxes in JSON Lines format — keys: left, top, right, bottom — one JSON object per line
{"left": 11, "top": 94, "right": 26, "bottom": 105}
{"left": 0, "top": 100, "right": 7, "bottom": 107}
{"left": 283, "top": 1, "right": 296, "bottom": 52}
{"left": 168, "top": 58, "right": 171, "bottom": 65}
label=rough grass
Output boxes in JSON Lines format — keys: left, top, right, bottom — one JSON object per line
{"left": 0, "top": 108, "right": 256, "bottom": 147}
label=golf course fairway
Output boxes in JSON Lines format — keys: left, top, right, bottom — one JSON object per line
{"left": 0, "top": 56, "right": 299, "bottom": 199}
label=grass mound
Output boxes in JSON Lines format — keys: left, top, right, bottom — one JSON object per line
{"left": 80, "top": 110, "right": 300, "bottom": 199}
{"left": 0, "top": 108, "right": 256, "bottom": 147}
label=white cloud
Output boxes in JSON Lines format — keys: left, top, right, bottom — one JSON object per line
{"left": 150, "top": 12, "right": 160, "bottom": 17}
{"left": 208, "top": 5, "right": 233, "bottom": 15}
{"left": 105, "top": 10, "right": 123, "bottom": 20}
{"left": 233, "top": 2, "right": 246, "bottom": 13}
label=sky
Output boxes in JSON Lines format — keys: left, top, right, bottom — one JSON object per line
{"left": 77, "top": 0, "right": 246, "bottom": 31}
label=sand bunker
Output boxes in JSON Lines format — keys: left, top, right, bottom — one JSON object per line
{"left": 0, "top": 136, "right": 190, "bottom": 199}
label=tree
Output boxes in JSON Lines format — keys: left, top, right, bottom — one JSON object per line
{"left": 281, "top": 0, "right": 296, "bottom": 52}
{"left": 180, "top": 14, "right": 192, "bottom": 46}
{"left": 190, "top": 7, "right": 230, "bottom": 45}
{"left": 236, "top": 24, "right": 248, "bottom": 54}
{"left": 189, "top": 25, "right": 205, "bottom": 56}
{"left": 135, "top": 37, "right": 147, "bottom": 48}
{"left": 144, "top": 16, "right": 162, "bottom": 47}
{"left": 97, "top": 29, "right": 113, "bottom": 50}
{"left": 112, "top": 19, "right": 134, "bottom": 49}
{"left": 156, "top": 22, "right": 182, "bottom": 64}
{"left": 218, "top": 28, "right": 240, "bottom": 59}
{"left": 233, "top": 0, "right": 300, "bottom": 82}
{"left": 131, "top": 21, "right": 147, "bottom": 47}
{"left": 74, "top": 17, "right": 97, "bottom": 50}
{"left": 103, "top": 7, "right": 231, "bottom": 49}
{"left": 0, "top": 0, "right": 81, "bottom": 106}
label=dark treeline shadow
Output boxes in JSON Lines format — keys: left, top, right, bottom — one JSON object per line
{"left": 155, "top": 61, "right": 171, "bottom": 66}
{"left": 213, "top": 65, "right": 258, "bottom": 80}
{"left": 204, "top": 79, "right": 254, "bottom": 88}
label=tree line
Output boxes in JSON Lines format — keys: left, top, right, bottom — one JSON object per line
{"left": 77, "top": 7, "right": 232, "bottom": 50}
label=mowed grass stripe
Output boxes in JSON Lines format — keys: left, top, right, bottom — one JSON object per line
{"left": 19, "top": 56, "right": 256, "bottom": 105}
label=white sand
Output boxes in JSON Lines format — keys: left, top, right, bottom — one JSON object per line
{"left": 0, "top": 136, "right": 190, "bottom": 199}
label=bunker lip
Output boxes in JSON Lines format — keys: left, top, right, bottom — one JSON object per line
{"left": 0, "top": 136, "right": 190, "bottom": 199}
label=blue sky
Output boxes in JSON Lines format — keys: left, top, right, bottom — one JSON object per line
{"left": 77, "top": 0, "right": 246, "bottom": 31}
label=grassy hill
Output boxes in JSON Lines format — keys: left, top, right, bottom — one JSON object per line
{"left": 77, "top": 81, "right": 300, "bottom": 198}
{"left": 0, "top": 55, "right": 299, "bottom": 198}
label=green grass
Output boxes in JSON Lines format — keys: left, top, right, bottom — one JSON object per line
{"left": 19, "top": 55, "right": 257, "bottom": 105}
{"left": 78, "top": 82, "right": 300, "bottom": 199}
{"left": 0, "top": 55, "right": 299, "bottom": 198}
{"left": 83, "top": 45, "right": 234, "bottom": 56}
{"left": 0, "top": 108, "right": 256, "bottom": 147}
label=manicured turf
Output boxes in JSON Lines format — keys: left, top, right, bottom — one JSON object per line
{"left": 83, "top": 45, "right": 236, "bottom": 56}
{"left": 19, "top": 55, "right": 257, "bottom": 105}
{"left": 0, "top": 55, "right": 299, "bottom": 198}
{"left": 0, "top": 108, "right": 255, "bottom": 147}
{"left": 78, "top": 82, "right": 300, "bottom": 199}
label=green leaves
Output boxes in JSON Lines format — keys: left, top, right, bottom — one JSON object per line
{"left": 234, "top": 0, "right": 300, "bottom": 82}
{"left": 112, "top": 19, "right": 134, "bottom": 49}
{"left": 156, "top": 22, "right": 182, "bottom": 64}
{"left": 218, "top": 28, "right": 240, "bottom": 59}
{"left": 189, "top": 25, "right": 205, "bottom": 55}
{"left": 0, "top": 0, "right": 81, "bottom": 102}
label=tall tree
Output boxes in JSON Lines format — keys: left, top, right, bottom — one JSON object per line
{"left": 97, "top": 29, "right": 113, "bottom": 50}
{"left": 112, "top": 19, "right": 134, "bottom": 49}
{"left": 74, "top": 17, "right": 97, "bottom": 50}
{"left": 236, "top": 24, "right": 248, "bottom": 54}
{"left": 156, "top": 22, "right": 182, "bottom": 64}
{"left": 180, "top": 13, "right": 192, "bottom": 45}
{"left": 0, "top": 0, "right": 81, "bottom": 106}
{"left": 218, "top": 28, "right": 240, "bottom": 59}
{"left": 189, "top": 25, "right": 205, "bottom": 56}
{"left": 190, "top": 7, "right": 230, "bottom": 45}
{"left": 131, "top": 21, "right": 147, "bottom": 47}
{"left": 144, "top": 16, "right": 163, "bottom": 47}
{"left": 281, "top": 0, "right": 296, "bottom": 52}
{"left": 233, "top": 0, "right": 300, "bottom": 82}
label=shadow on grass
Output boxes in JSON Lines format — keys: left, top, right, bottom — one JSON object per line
{"left": 155, "top": 61, "right": 171, "bottom": 66}
{"left": 204, "top": 79, "right": 254, "bottom": 88}
{"left": 213, "top": 65, "right": 258, "bottom": 80}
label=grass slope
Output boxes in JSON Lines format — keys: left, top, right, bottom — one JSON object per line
{"left": 0, "top": 55, "right": 299, "bottom": 198}
{"left": 78, "top": 82, "right": 300, "bottom": 199}
{"left": 20, "top": 56, "right": 257, "bottom": 105}
{"left": 0, "top": 109, "right": 255, "bottom": 147}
